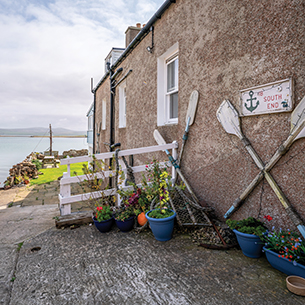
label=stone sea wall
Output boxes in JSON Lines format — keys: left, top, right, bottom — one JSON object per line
{"left": 3, "top": 149, "right": 88, "bottom": 189}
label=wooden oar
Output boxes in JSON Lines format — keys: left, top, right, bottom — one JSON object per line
{"left": 178, "top": 90, "right": 199, "bottom": 166}
{"left": 217, "top": 98, "right": 305, "bottom": 238}
{"left": 153, "top": 130, "right": 198, "bottom": 224}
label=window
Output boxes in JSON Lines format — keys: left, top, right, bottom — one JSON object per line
{"left": 88, "top": 114, "right": 93, "bottom": 130}
{"left": 119, "top": 82, "right": 126, "bottom": 128}
{"left": 102, "top": 99, "right": 106, "bottom": 130}
{"left": 157, "top": 42, "right": 179, "bottom": 126}
{"left": 166, "top": 56, "right": 178, "bottom": 120}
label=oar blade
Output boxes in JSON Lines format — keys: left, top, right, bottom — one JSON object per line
{"left": 291, "top": 95, "right": 305, "bottom": 141}
{"left": 216, "top": 100, "right": 241, "bottom": 137}
{"left": 186, "top": 90, "right": 199, "bottom": 126}
{"left": 153, "top": 129, "right": 167, "bottom": 146}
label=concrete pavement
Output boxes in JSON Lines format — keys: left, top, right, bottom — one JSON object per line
{"left": 0, "top": 183, "right": 304, "bottom": 304}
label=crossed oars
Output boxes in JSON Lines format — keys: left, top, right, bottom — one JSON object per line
{"left": 216, "top": 97, "right": 305, "bottom": 238}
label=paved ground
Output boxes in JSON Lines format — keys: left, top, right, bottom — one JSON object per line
{"left": 0, "top": 183, "right": 304, "bottom": 304}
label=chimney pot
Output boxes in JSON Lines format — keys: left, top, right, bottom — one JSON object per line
{"left": 136, "top": 23, "right": 141, "bottom": 28}
{"left": 143, "top": 24, "right": 146, "bottom": 27}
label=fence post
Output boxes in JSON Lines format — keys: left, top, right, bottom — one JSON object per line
{"left": 60, "top": 172, "right": 71, "bottom": 215}
{"left": 172, "top": 141, "right": 178, "bottom": 183}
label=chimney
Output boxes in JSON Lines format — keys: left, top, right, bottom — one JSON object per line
{"left": 125, "top": 24, "right": 141, "bottom": 48}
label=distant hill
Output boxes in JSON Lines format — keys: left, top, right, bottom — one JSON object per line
{"left": 0, "top": 127, "right": 86, "bottom": 137}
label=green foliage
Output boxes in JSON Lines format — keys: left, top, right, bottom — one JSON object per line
{"left": 32, "top": 159, "right": 42, "bottom": 170}
{"left": 114, "top": 207, "right": 135, "bottom": 222}
{"left": 17, "top": 242, "right": 24, "bottom": 252}
{"left": 261, "top": 229, "right": 305, "bottom": 265}
{"left": 226, "top": 217, "right": 267, "bottom": 237}
{"left": 148, "top": 208, "right": 174, "bottom": 219}
{"left": 117, "top": 159, "right": 175, "bottom": 220}
{"left": 94, "top": 205, "right": 113, "bottom": 222}
{"left": 30, "top": 163, "right": 85, "bottom": 185}
{"left": 75, "top": 156, "right": 119, "bottom": 211}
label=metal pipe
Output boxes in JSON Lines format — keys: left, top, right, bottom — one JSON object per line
{"left": 113, "top": 69, "right": 133, "bottom": 89}
{"left": 111, "top": 67, "right": 123, "bottom": 81}
{"left": 92, "top": 91, "right": 96, "bottom": 153}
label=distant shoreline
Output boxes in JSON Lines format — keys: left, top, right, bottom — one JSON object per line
{"left": 0, "top": 135, "right": 86, "bottom": 138}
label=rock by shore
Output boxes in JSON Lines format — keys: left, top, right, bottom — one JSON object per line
{"left": 2, "top": 148, "right": 88, "bottom": 190}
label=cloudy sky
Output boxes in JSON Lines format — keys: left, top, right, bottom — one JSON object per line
{"left": 0, "top": 0, "right": 164, "bottom": 131}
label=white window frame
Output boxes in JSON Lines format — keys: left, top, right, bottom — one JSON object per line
{"left": 157, "top": 42, "right": 179, "bottom": 126}
{"left": 102, "top": 99, "right": 106, "bottom": 130}
{"left": 119, "top": 82, "right": 126, "bottom": 128}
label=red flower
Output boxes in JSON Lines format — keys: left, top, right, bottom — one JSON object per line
{"left": 264, "top": 215, "right": 273, "bottom": 221}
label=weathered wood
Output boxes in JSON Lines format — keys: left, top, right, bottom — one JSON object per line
{"left": 60, "top": 143, "right": 178, "bottom": 165}
{"left": 186, "top": 90, "right": 199, "bottom": 126}
{"left": 219, "top": 98, "right": 305, "bottom": 238}
{"left": 59, "top": 144, "right": 178, "bottom": 216}
{"left": 55, "top": 211, "right": 93, "bottom": 229}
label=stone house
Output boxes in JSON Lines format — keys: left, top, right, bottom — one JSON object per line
{"left": 91, "top": 0, "right": 305, "bottom": 231}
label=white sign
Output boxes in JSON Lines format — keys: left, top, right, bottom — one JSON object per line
{"left": 240, "top": 78, "right": 293, "bottom": 116}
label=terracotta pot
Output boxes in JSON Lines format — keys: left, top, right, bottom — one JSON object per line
{"left": 138, "top": 212, "right": 147, "bottom": 226}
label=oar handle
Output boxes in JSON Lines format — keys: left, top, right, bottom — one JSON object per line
{"left": 164, "top": 149, "right": 179, "bottom": 169}
{"left": 164, "top": 148, "right": 199, "bottom": 203}
{"left": 183, "top": 116, "right": 191, "bottom": 140}
{"left": 265, "top": 121, "right": 305, "bottom": 171}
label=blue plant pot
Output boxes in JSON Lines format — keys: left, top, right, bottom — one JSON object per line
{"left": 233, "top": 229, "right": 263, "bottom": 258}
{"left": 92, "top": 216, "right": 114, "bottom": 233}
{"left": 115, "top": 216, "right": 135, "bottom": 232}
{"left": 146, "top": 209, "right": 176, "bottom": 241}
{"left": 263, "top": 246, "right": 305, "bottom": 278}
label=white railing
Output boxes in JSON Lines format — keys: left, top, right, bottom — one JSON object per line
{"left": 59, "top": 142, "right": 178, "bottom": 215}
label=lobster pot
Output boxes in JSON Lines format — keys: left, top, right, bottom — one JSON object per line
{"left": 169, "top": 186, "right": 212, "bottom": 227}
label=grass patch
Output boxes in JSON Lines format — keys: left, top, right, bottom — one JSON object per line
{"left": 30, "top": 163, "right": 86, "bottom": 186}
{"left": 17, "top": 242, "right": 24, "bottom": 252}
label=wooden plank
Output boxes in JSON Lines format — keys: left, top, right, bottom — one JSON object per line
{"left": 55, "top": 211, "right": 93, "bottom": 229}
{"left": 60, "top": 161, "right": 171, "bottom": 185}
{"left": 60, "top": 143, "right": 178, "bottom": 165}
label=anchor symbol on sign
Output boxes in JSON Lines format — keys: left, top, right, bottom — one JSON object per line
{"left": 245, "top": 90, "right": 259, "bottom": 112}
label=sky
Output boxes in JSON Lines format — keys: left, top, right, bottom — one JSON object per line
{"left": 0, "top": 0, "right": 164, "bottom": 131}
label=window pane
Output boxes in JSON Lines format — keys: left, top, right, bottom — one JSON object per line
{"left": 170, "top": 92, "right": 178, "bottom": 119}
{"left": 167, "top": 59, "right": 177, "bottom": 92}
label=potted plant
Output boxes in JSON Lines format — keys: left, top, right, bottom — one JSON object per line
{"left": 92, "top": 205, "right": 114, "bottom": 233}
{"left": 74, "top": 156, "right": 122, "bottom": 227}
{"left": 226, "top": 217, "right": 267, "bottom": 258}
{"left": 145, "top": 168, "right": 176, "bottom": 241}
{"left": 261, "top": 227, "right": 305, "bottom": 278}
{"left": 114, "top": 207, "right": 135, "bottom": 232}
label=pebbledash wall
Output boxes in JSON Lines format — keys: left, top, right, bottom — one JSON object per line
{"left": 93, "top": 0, "right": 305, "bottom": 231}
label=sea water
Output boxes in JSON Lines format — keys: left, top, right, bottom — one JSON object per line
{"left": 0, "top": 137, "right": 88, "bottom": 185}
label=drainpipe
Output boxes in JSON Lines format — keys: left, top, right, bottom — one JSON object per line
{"left": 108, "top": 63, "right": 123, "bottom": 187}
{"left": 92, "top": 91, "right": 96, "bottom": 154}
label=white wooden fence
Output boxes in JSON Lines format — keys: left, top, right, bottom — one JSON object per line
{"left": 59, "top": 142, "right": 178, "bottom": 215}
